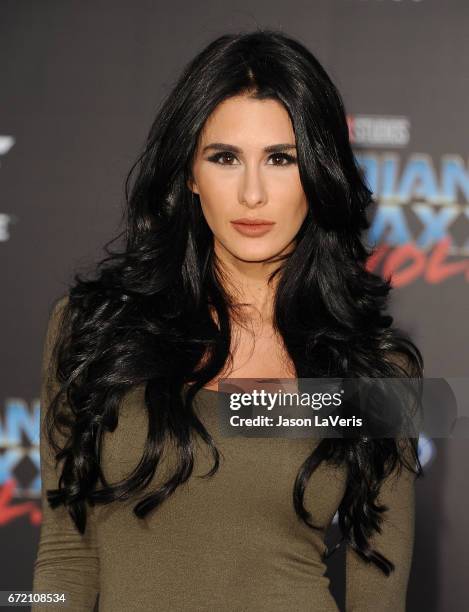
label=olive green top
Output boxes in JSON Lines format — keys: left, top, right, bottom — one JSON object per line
{"left": 32, "top": 298, "right": 416, "bottom": 611}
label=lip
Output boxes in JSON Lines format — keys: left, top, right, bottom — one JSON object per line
{"left": 230, "top": 220, "right": 275, "bottom": 237}
{"left": 231, "top": 218, "right": 275, "bottom": 225}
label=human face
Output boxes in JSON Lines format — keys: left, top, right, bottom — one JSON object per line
{"left": 188, "top": 94, "right": 308, "bottom": 265}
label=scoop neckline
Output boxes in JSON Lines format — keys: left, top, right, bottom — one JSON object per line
{"left": 196, "top": 386, "right": 220, "bottom": 394}
{"left": 183, "top": 382, "right": 222, "bottom": 395}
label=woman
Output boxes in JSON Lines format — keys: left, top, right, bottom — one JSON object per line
{"left": 32, "top": 29, "right": 423, "bottom": 611}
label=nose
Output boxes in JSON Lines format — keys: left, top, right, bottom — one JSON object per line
{"left": 238, "top": 162, "right": 267, "bottom": 208}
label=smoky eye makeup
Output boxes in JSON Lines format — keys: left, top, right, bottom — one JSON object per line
{"left": 206, "top": 151, "right": 298, "bottom": 166}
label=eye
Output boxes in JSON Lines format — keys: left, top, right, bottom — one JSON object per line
{"left": 208, "top": 152, "right": 239, "bottom": 165}
{"left": 206, "top": 151, "right": 298, "bottom": 166}
{"left": 267, "top": 153, "right": 297, "bottom": 166}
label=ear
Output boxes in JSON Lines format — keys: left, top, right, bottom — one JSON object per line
{"left": 187, "top": 176, "right": 199, "bottom": 195}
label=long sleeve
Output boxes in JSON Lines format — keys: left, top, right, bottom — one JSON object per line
{"left": 32, "top": 296, "right": 100, "bottom": 611}
{"left": 345, "top": 441, "right": 417, "bottom": 612}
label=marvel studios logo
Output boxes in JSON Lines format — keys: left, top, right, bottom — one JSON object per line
{"left": 347, "top": 114, "right": 410, "bottom": 148}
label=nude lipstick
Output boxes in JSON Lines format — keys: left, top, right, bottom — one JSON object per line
{"left": 230, "top": 218, "right": 275, "bottom": 237}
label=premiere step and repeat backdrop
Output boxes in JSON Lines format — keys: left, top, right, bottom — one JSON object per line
{"left": 1, "top": 1, "right": 467, "bottom": 610}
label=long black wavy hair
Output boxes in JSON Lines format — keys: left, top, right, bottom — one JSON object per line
{"left": 43, "top": 28, "right": 424, "bottom": 576}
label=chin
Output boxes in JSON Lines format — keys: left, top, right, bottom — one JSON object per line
{"left": 230, "top": 246, "right": 286, "bottom": 263}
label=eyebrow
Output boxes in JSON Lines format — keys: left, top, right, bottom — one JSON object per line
{"left": 202, "top": 142, "right": 297, "bottom": 154}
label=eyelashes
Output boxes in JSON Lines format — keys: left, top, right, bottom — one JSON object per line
{"left": 207, "top": 151, "right": 298, "bottom": 167}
